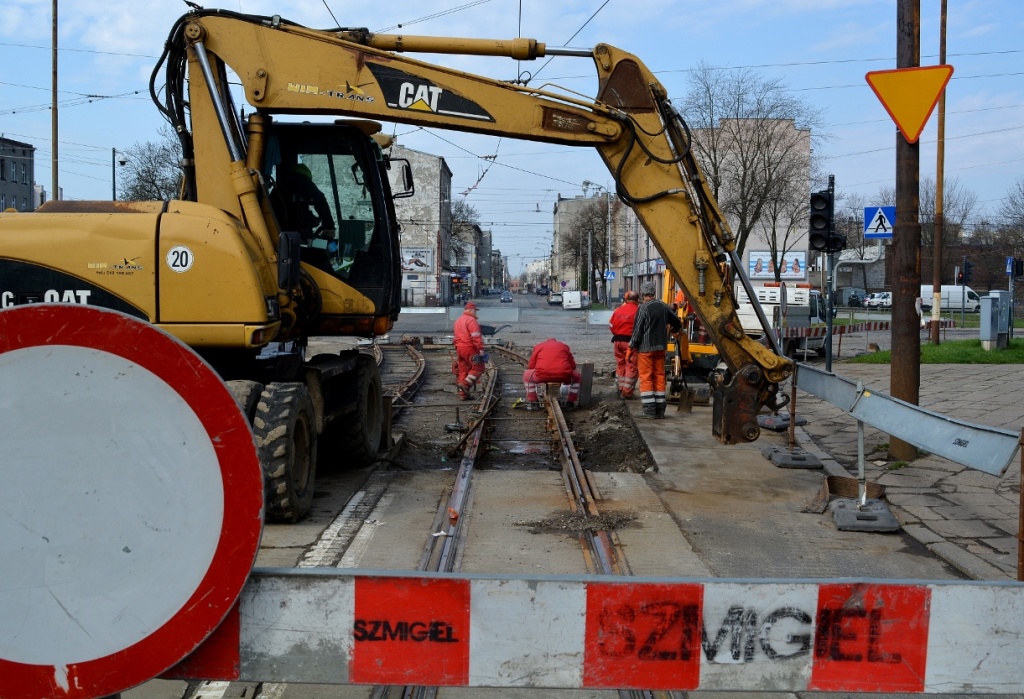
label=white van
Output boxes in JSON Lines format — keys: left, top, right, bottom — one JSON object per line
{"left": 920, "top": 284, "right": 981, "bottom": 313}
{"left": 561, "top": 290, "right": 591, "bottom": 310}
{"left": 735, "top": 284, "right": 827, "bottom": 358}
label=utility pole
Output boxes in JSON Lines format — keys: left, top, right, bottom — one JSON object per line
{"left": 606, "top": 190, "right": 612, "bottom": 304}
{"left": 930, "top": 0, "right": 947, "bottom": 344}
{"left": 587, "top": 225, "right": 593, "bottom": 301}
{"left": 51, "top": 0, "right": 58, "bottom": 201}
{"left": 632, "top": 217, "right": 639, "bottom": 292}
{"left": 890, "top": 0, "right": 922, "bottom": 462}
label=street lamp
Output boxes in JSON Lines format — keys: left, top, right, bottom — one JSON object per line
{"left": 112, "top": 148, "right": 128, "bottom": 201}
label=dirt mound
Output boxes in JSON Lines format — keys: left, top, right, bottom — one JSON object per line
{"left": 569, "top": 397, "right": 654, "bottom": 473}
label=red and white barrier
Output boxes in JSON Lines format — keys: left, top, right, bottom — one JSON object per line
{"left": 165, "top": 571, "right": 1024, "bottom": 694}
{"left": 777, "top": 320, "right": 955, "bottom": 340}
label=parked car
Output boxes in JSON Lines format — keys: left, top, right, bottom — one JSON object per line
{"left": 500, "top": 290, "right": 514, "bottom": 303}
{"left": 865, "top": 291, "right": 892, "bottom": 309}
{"left": 548, "top": 291, "right": 563, "bottom": 306}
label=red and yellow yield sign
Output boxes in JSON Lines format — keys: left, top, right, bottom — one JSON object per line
{"left": 865, "top": 65, "right": 954, "bottom": 143}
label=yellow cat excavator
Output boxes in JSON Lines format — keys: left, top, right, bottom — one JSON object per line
{"left": 0, "top": 9, "right": 790, "bottom": 520}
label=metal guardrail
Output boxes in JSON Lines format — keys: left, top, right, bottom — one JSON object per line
{"left": 796, "top": 363, "right": 1020, "bottom": 476}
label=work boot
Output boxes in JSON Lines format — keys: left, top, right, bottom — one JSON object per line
{"left": 458, "top": 389, "right": 470, "bottom": 401}
{"left": 639, "top": 404, "right": 657, "bottom": 419}
{"left": 526, "top": 401, "right": 542, "bottom": 412}
{"left": 654, "top": 404, "right": 666, "bottom": 419}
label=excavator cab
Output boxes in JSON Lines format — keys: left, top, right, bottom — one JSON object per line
{"left": 262, "top": 121, "right": 404, "bottom": 332}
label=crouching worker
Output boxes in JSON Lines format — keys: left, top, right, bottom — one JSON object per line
{"left": 523, "top": 338, "right": 581, "bottom": 411}
{"left": 453, "top": 302, "right": 486, "bottom": 400}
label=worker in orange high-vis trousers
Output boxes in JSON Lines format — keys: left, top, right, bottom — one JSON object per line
{"left": 628, "top": 282, "right": 682, "bottom": 419}
{"left": 608, "top": 289, "right": 640, "bottom": 398}
{"left": 453, "top": 301, "right": 487, "bottom": 400}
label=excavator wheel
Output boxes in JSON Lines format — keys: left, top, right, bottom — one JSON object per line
{"left": 328, "top": 354, "right": 383, "bottom": 467}
{"left": 226, "top": 379, "right": 264, "bottom": 422}
{"left": 253, "top": 382, "right": 317, "bottom": 522}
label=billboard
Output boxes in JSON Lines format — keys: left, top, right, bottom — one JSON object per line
{"left": 401, "top": 247, "right": 434, "bottom": 273}
{"left": 748, "top": 251, "right": 807, "bottom": 280}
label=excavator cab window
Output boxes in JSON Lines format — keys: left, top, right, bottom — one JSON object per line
{"left": 267, "top": 126, "right": 382, "bottom": 284}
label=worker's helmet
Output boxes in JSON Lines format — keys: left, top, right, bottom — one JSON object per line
{"left": 640, "top": 282, "right": 656, "bottom": 297}
{"left": 290, "top": 163, "right": 313, "bottom": 180}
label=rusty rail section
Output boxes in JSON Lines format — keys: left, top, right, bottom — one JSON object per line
{"left": 490, "top": 345, "right": 626, "bottom": 577}
{"left": 375, "top": 341, "right": 427, "bottom": 417}
{"left": 490, "top": 346, "right": 677, "bottom": 699}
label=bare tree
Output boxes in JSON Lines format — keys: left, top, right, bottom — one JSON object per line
{"left": 998, "top": 177, "right": 1024, "bottom": 248}
{"left": 759, "top": 165, "right": 811, "bottom": 283}
{"left": 919, "top": 176, "right": 978, "bottom": 245}
{"left": 679, "top": 62, "right": 825, "bottom": 259}
{"left": 449, "top": 197, "right": 480, "bottom": 265}
{"left": 565, "top": 198, "right": 611, "bottom": 295}
{"left": 117, "top": 125, "right": 182, "bottom": 201}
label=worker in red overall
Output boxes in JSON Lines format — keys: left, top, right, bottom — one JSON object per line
{"left": 522, "top": 338, "right": 581, "bottom": 411}
{"left": 609, "top": 289, "right": 640, "bottom": 398}
{"left": 453, "top": 301, "right": 486, "bottom": 400}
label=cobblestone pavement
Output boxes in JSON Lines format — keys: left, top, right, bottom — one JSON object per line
{"left": 792, "top": 358, "right": 1023, "bottom": 581}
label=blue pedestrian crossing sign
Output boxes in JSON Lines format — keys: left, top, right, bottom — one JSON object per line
{"left": 864, "top": 206, "right": 895, "bottom": 239}
{"left": 604, "top": 270, "right": 616, "bottom": 280}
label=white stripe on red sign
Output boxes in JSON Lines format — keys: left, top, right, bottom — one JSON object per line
{"left": 166, "top": 572, "right": 1024, "bottom": 693}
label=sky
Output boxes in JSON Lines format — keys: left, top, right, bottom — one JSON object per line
{"left": 3, "top": 0, "right": 1023, "bottom": 275}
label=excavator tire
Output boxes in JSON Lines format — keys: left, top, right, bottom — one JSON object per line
{"left": 226, "top": 379, "right": 264, "bottom": 422}
{"left": 329, "top": 354, "right": 383, "bottom": 467}
{"left": 253, "top": 382, "right": 317, "bottom": 522}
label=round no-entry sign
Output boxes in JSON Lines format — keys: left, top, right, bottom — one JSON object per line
{"left": 0, "top": 305, "right": 264, "bottom": 699}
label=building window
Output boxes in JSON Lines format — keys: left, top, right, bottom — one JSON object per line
{"left": 10, "top": 162, "right": 15, "bottom": 181}
{"left": 0, "top": 194, "right": 5, "bottom": 210}
{"left": 21, "top": 163, "right": 27, "bottom": 184}
{"left": 0, "top": 159, "right": 5, "bottom": 181}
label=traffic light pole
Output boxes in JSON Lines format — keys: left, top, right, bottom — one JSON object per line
{"left": 808, "top": 174, "right": 841, "bottom": 372}
{"left": 825, "top": 250, "right": 835, "bottom": 372}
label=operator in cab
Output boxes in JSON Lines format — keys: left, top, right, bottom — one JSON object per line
{"left": 279, "top": 163, "right": 336, "bottom": 242}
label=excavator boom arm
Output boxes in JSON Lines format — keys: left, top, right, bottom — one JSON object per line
{"left": 178, "top": 10, "right": 793, "bottom": 443}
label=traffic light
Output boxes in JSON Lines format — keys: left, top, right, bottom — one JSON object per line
{"left": 808, "top": 189, "right": 846, "bottom": 253}
{"left": 956, "top": 269, "right": 964, "bottom": 284}
{"left": 963, "top": 260, "right": 974, "bottom": 284}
